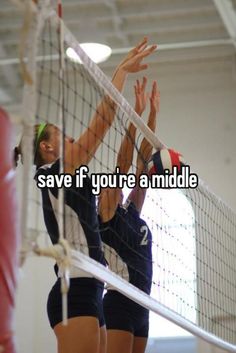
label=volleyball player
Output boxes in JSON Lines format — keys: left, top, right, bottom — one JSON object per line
{"left": 14, "top": 38, "right": 157, "bottom": 353}
{"left": 98, "top": 78, "right": 160, "bottom": 353}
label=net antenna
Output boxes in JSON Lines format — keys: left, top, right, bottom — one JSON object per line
{"left": 19, "top": 0, "right": 236, "bottom": 351}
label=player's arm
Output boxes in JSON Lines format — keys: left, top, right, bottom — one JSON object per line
{"left": 116, "top": 77, "right": 148, "bottom": 175}
{"left": 128, "top": 80, "right": 160, "bottom": 214}
{"left": 99, "top": 77, "right": 148, "bottom": 222}
{"left": 64, "top": 39, "right": 157, "bottom": 174}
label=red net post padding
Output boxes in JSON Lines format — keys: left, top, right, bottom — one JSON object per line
{"left": 0, "top": 107, "right": 19, "bottom": 353}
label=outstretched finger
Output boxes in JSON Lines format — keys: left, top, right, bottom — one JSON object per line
{"left": 155, "top": 81, "right": 161, "bottom": 101}
{"left": 134, "top": 80, "right": 140, "bottom": 94}
{"left": 136, "top": 44, "right": 157, "bottom": 60}
{"left": 151, "top": 81, "right": 157, "bottom": 97}
{"left": 136, "top": 79, "right": 141, "bottom": 92}
{"left": 150, "top": 81, "right": 160, "bottom": 112}
{"left": 135, "top": 37, "right": 148, "bottom": 51}
{"left": 141, "top": 76, "right": 147, "bottom": 92}
{"left": 129, "top": 37, "right": 148, "bottom": 58}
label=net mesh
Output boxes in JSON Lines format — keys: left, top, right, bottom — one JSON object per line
{"left": 20, "top": 2, "right": 236, "bottom": 351}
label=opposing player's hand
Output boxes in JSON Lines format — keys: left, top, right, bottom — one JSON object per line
{"left": 149, "top": 80, "right": 160, "bottom": 114}
{"left": 119, "top": 37, "right": 157, "bottom": 73}
{"left": 134, "top": 77, "right": 148, "bottom": 115}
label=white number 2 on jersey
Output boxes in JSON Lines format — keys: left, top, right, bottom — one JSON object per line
{"left": 140, "top": 225, "right": 148, "bottom": 245}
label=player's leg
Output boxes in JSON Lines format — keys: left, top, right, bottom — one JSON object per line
{"left": 103, "top": 290, "right": 135, "bottom": 353}
{"left": 48, "top": 278, "right": 103, "bottom": 353}
{"left": 132, "top": 311, "right": 149, "bottom": 353}
{"left": 106, "top": 329, "right": 133, "bottom": 353}
{"left": 132, "top": 336, "right": 148, "bottom": 353}
{"left": 54, "top": 316, "right": 100, "bottom": 353}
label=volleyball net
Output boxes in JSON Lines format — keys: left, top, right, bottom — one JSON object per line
{"left": 18, "top": 1, "right": 236, "bottom": 351}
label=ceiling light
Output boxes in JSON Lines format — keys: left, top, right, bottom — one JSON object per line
{"left": 66, "top": 43, "right": 112, "bottom": 64}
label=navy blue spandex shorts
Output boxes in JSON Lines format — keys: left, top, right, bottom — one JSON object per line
{"left": 47, "top": 277, "right": 104, "bottom": 328}
{"left": 103, "top": 290, "right": 149, "bottom": 337}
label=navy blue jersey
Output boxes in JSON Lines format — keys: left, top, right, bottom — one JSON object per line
{"left": 99, "top": 200, "right": 153, "bottom": 294}
{"left": 35, "top": 160, "right": 106, "bottom": 277}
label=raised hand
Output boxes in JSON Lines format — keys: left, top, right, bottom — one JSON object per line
{"left": 120, "top": 37, "right": 149, "bottom": 63}
{"left": 134, "top": 77, "right": 148, "bottom": 115}
{"left": 118, "top": 37, "right": 157, "bottom": 74}
{"left": 135, "top": 80, "right": 159, "bottom": 173}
